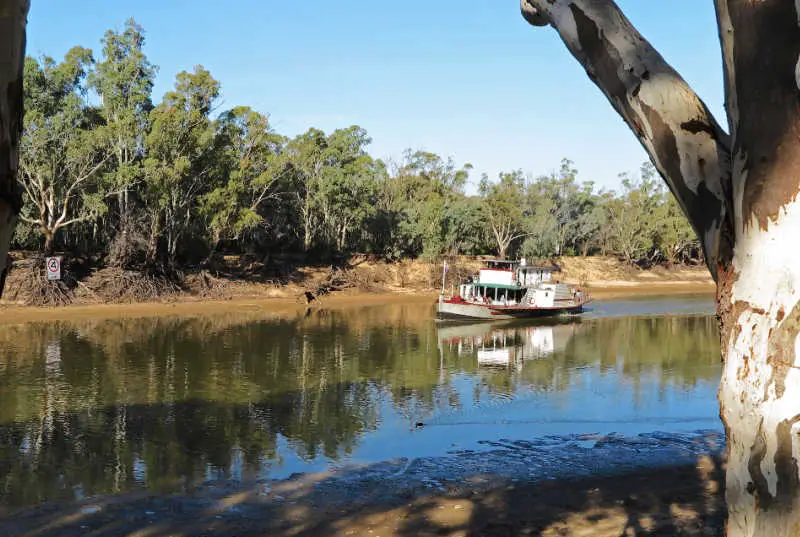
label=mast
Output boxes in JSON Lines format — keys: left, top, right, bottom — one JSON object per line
{"left": 440, "top": 260, "right": 448, "bottom": 297}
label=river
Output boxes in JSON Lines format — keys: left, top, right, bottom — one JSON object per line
{"left": 0, "top": 294, "right": 720, "bottom": 509}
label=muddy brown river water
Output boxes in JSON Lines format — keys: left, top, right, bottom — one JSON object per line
{"left": 0, "top": 294, "right": 721, "bottom": 512}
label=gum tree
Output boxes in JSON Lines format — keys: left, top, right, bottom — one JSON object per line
{"left": 520, "top": 0, "right": 800, "bottom": 534}
{"left": 480, "top": 170, "right": 527, "bottom": 259}
{"left": 142, "top": 66, "right": 219, "bottom": 264}
{"left": 19, "top": 48, "right": 109, "bottom": 254}
{"left": 89, "top": 18, "right": 156, "bottom": 262}
{"left": 0, "top": 0, "right": 29, "bottom": 295}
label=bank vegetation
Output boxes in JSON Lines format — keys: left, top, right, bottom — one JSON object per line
{"left": 7, "top": 20, "right": 702, "bottom": 306}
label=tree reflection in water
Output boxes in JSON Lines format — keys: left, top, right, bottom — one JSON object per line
{"left": 0, "top": 303, "right": 719, "bottom": 507}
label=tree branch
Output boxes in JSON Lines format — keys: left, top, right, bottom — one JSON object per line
{"left": 521, "top": 0, "right": 733, "bottom": 280}
{"left": 18, "top": 214, "right": 37, "bottom": 225}
{"left": 53, "top": 215, "right": 91, "bottom": 231}
{"left": 713, "top": 1, "right": 800, "bottom": 235}
{"left": 713, "top": 0, "right": 737, "bottom": 141}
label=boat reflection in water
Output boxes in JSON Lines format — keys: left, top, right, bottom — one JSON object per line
{"left": 436, "top": 319, "right": 582, "bottom": 369}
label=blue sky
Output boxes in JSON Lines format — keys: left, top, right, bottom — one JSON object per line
{"left": 27, "top": 1, "right": 724, "bottom": 193}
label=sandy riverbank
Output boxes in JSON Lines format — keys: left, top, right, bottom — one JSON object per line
{"left": 585, "top": 281, "right": 715, "bottom": 298}
{"left": 0, "top": 290, "right": 440, "bottom": 323}
{"left": 1, "top": 254, "right": 715, "bottom": 317}
{"left": 0, "top": 279, "right": 718, "bottom": 324}
{"left": 0, "top": 254, "right": 715, "bottom": 323}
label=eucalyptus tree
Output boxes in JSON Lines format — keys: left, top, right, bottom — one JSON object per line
{"left": 283, "top": 126, "right": 385, "bottom": 254}
{"left": 89, "top": 18, "right": 156, "bottom": 259}
{"left": 520, "top": 192, "right": 557, "bottom": 258}
{"left": 0, "top": 0, "right": 29, "bottom": 296}
{"left": 385, "top": 150, "right": 472, "bottom": 257}
{"left": 521, "top": 1, "right": 800, "bottom": 533}
{"left": 201, "top": 106, "right": 286, "bottom": 252}
{"left": 479, "top": 170, "right": 527, "bottom": 259}
{"left": 284, "top": 128, "right": 328, "bottom": 252}
{"left": 581, "top": 193, "right": 613, "bottom": 255}
{"left": 142, "top": 66, "right": 219, "bottom": 264}
{"left": 18, "top": 48, "right": 109, "bottom": 254}
{"left": 606, "top": 166, "right": 660, "bottom": 264}
{"left": 442, "top": 196, "right": 488, "bottom": 256}
{"left": 323, "top": 127, "right": 385, "bottom": 252}
{"left": 654, "top": 188, "right": 698, "bottom": 265}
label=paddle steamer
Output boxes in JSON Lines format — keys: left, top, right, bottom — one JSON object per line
{"left": 436, "top": 259, "right": 591, "bottom": 320}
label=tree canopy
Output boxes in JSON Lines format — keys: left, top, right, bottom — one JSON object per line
{"left": 11, "top": 19, "right": 699, "bottom": 269}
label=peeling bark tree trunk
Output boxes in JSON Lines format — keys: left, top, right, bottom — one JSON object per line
{"left": 521, "top": 1, "right": 800, "bottom": 534}
{"left": 0, "top": 0, "right": 29, "bottom": 297}
{"left": 715, "top": 2, "right": 800, "bottom": 534}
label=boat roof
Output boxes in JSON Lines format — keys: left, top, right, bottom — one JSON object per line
{"left": 471, "top": 282, "right": 526, "bottom": 290}
{"left": 483, "top": 259, "right": 560, "bottom": 272}
{"left": 519, "top": 265, "right": 560, "bottom": 272}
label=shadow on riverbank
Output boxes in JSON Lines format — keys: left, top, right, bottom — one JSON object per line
{"left": 3, "top": 451, "right": 725, "bottom": 537}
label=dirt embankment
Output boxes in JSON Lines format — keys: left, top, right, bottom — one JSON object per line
{"left": 556, "top": 256, "right": 715, "bottom": 297}
{"left": 0, "top": 253, "right": 714, "bottom": 317}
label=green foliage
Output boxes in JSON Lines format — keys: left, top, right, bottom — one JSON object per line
{"left": 12, "top": 20, "right": 700, "bottom": 269}
{"left": 521, "top": 159, "right": 595, "bottom": 257}
{"left": 316, "top": 126, "right": 381, "bottom": 252}
{"left": 89, "top": 17, "right": 156, "bottom": 250}
{"left": 143, "top": 66, "right": 220, "bottom": 263}
{"left": 606, "top": 164, "right": 661, "bottom": 263}
{"left": 18, "top": 47, "right": 109, "bottom": 253}
{"left": 480, "top": 170, "right": 526, "bottom": 259}
{"left": 379, "top": 150, "right": 473, "bottom": 259}
{"left": 201, "top": 106, "right": 286, "bottom": 247}
{"left": 653, "top": 190, "right": 698, "bottom": 264}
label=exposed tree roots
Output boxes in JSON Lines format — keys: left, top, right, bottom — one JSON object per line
{"left": 4, "top": 255, "right": 77, "bottom": 306}
{"left": 76, "top": 267, "right": 184, "bottom": 303}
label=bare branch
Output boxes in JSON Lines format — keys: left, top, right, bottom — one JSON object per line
{"left": 56, "top": 153, "right": 111, "bottom": 226}
{"left": 18, "top": 214, "right": 37, "bottom": 225}
{"left": 521, "top": 0, "right": 733, "bottom": 279}
{"left": 53, "top": 215, "right": 91, "bottom": 231}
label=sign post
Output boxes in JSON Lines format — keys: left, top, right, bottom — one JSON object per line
{"left": 45, "top": 256, "right": 61, "bottom": 281}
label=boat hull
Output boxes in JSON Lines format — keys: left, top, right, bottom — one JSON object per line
{"left": 436, "top": 298, "right": 588, "bottom": 320}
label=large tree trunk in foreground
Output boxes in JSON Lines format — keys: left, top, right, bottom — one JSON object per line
{"left": 0, "top": 0, "right": 28, "bottom": 297}
{"left": 715, "top": 2, "right": 800, "bottom": 534}
{"left": 521, "top": 1, "right": 800, "bottom": 535}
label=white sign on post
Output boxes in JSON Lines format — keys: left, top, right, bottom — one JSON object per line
{"left": 46, "top": 256, "right": 61, "bottom": 281}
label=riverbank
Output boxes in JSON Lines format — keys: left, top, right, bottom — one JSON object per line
{"left": 2, "top": 431, "right": 726, "bottom": 537}
{"left": 0, "top": 290, "right": 439, "bottom": 323}
{"left": 0, "top": 253, "right": 714, "bottom": 319}
{"left": 0, "top": 284, "right": 717, "bottom": 324}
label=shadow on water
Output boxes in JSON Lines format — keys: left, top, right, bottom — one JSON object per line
{"left": 0, "top": 299, "right": 724, "bottom": 535}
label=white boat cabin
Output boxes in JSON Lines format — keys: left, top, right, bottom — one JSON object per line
{"left": 458, "top": 259, "right": 564, "bottom": 307}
